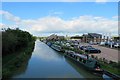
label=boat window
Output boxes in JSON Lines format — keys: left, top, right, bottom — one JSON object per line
{"left": 76, "top": 56, "right": 78, "bottom": 59}
{"left": 83, "top": 59, "right": 86, "bottom": 64}
{"left": 77, "top": 57, "right": 79, "bottom": 61}
{"left": 88, "top": 60, "right": 92, "bottom": 63}
{"left": 71, "top": 54, "right": 74, "bottom": 58}
{"left": 70, "top": 54, "right": 72, "bottom": 57}
{"left": 79, "top": 58, "right": 82, "bottom": 62}
{"left": 68, "top": 54, "right": 70, "bottom": 56}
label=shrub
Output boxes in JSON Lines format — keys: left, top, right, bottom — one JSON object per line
{"left": 2, "top": 28, "right": 35, "bottom": 56}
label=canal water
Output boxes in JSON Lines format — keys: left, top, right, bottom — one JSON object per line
{"left": 13, "top": 40, "right": 103, "bottom": 79}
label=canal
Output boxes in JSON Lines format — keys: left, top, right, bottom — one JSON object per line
{"left": 13, "top": 40, "right": 103, "bottom": 79}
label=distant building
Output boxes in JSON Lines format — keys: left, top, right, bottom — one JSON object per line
{"left": 47, "top": 34, "right": 65, "bottom": 41}
{"left": 82, "top": 33, "right": 102, "bottom": 43}
{"left": 70, "top": 35, "right": 83, "bottom": 44}
{"left": 70, "top": 33, "right": 102, "bottom": 43}
{"left": 70, "top": 35, "right": 83, "bottom": 41}
{"left": 112, "top": 36, "right": 120, "bottom": 42}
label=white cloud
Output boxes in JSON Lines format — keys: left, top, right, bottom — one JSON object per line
{"left": 0, "top": 23, "right": 21, "bottom": 30}
{"left": 1, "top": 10, "right": 118, "bottom": 36}
{"left": 0, "top": 23, "right": 5, "bottom": 29}
{"left": 0, "top": 10, "right": 21, "bottom": 23}
{"left": 48, "top": 10, "right": 63, "bottom": 16}
{"left": 22, "top": 15, "right": 118, "bottom": 35}
{"left": 95, "top": 0, "right": 107, "bottom": 2}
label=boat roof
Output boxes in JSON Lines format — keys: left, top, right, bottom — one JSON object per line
{"left": 75, "top": 54, "right": 87, "bottom": 59}
{"left": 66, "top": 50, "right": 97, "bottom": 61}
{"left": 66, "top": 50, "right": 87, "bottom": 59}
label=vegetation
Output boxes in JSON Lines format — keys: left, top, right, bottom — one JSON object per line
{"left": 2, "top": 41, "right": 35, "bottom": 78}
{"left": 94, "top": 56, "right": 120, "bottom": 76}
{"left": 57, "top": 44, "right": 84, "bottom": 54}
{"left": 2, "top": 28, "right": 36, "bottom": 78}
{"left": 100, "top": 61, "right": 120, "bottom": 76}
{"left": 2, "top": 28, "right": 36, "bottom": 56}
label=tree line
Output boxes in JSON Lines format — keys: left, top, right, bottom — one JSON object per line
{"left": 2, "top": 28, "right": 36, "bottom": 56}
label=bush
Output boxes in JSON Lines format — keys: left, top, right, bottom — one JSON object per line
{"left": 2, "top": 28, "right": 35, "bottom": 56}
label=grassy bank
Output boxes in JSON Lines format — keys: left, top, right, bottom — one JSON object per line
{"left": 93, "top": 56, "right": 120, "bottom": 76}
{"left": 99, "top": 61, "right": 120, "bottom": 76}
{"left": 2, "top": 40, "right": 35, "bottom": 78}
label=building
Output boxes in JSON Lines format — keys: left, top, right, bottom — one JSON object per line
{"left": 112, "top": 36, "right": 120, "bottom": 42}
{"left": 47, "top": 34, "right": 65, "bottom": 41}
{"left": 70, "top": 35, "right": 83, "bottom": 42}
{"left": 82, "top": 33, "right": 102, "bottom": 43}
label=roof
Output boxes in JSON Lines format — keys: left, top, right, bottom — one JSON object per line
{"left": 75, "top": 54, "right": 87, "bottom": 59}
{"left": 88, "top": 33, "right": 102, "bottom": 38}
{"left": 70, "top": 36, "right": 83, "bottom": 39}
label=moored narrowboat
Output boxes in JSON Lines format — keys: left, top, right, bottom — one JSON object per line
{"left": 46, "top": 42, "right": 52, "bottom": 47}
{"left": 64, "top": 50, "right": 103, "bottom": 73}
{"left": 51, "top": 44, "right": 64, "bottom": 52}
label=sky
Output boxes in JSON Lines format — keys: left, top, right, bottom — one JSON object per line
{"left": 0, "top": 2, "right": 119, "bottom": 37}
{"left": 1, "top": 0, "right": 120, "bottom": 2}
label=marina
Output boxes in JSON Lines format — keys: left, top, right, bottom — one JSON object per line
{"left": 2, "top": 2, "right": 120, "bottom": 79}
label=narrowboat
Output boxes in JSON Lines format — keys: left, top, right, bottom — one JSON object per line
{"left": 46, "top": 42, "right": 52, "bottom": 47}
{"left": 51, "top": 44, "right": 64, "bottom": 52}
{"left": 64, "top": 50, "right": 103, "bottom": 73}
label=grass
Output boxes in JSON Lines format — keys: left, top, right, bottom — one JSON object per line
{"left": 99, "top": 61, "right": 120, "bottom": 76}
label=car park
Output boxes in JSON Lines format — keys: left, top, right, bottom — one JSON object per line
{"left": 79, "top": 45, "right": 101, "bottom": 53}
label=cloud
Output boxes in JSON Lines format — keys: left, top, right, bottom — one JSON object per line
{"left": 0, "top": 23, "right": 6, "bottom": 29}
{"left": 95, "top": 0, "right": 107, "bottom": 2}
{"left": 22, "top": 15, "right": 118, "bottom": 35}
{"left": 1, "top": 10, "right": 118, "bottom": 36}
{"left": 0, "top": 10, "right": 21, "bottom": 23}
{"left": 48, "top": 10, "right": 63, "bottom": 16}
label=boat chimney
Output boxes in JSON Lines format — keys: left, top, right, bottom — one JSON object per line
{"left": 86, "top": 54, "right": 89, "bottom": 59}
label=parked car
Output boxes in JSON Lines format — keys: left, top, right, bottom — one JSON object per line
{"left": 105, "top": 41, "right": 109, "bottom": 46}
{"left": 84, "top": 47, "right": 101, "bottom": 53}
{"left": 114, "top": 43, "right": 120, "bottom": 48}
{"left": 99, "top": 42, "right": 105, "bottom": 46}
{"left": 108, "top": 41, "right": 115, "bottom": 47}
{"left": 79, "top": 45, "right": 92, "bottom": 50}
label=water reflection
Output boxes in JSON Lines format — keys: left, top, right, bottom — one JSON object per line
{"left": 11, "top": 54, "right": 32, "bottom": 77}
{"left": 3, "top": 42, "right": 35, "bottom": 78}
{"left": 33, "top": 40, "right": 63, "bottom": 61}
{"left": 65, "top": 57, "right": 103, "bottom": 79}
